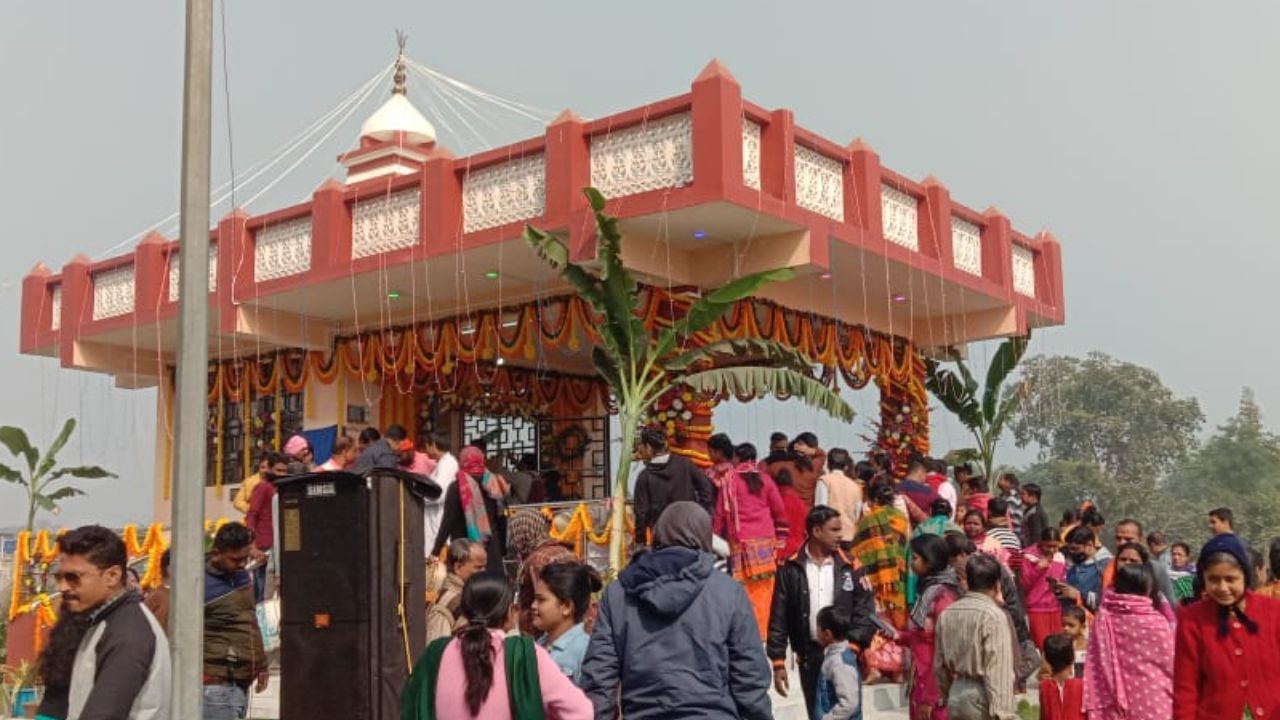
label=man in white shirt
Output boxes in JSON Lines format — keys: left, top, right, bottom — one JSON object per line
{"left": 424, "top": 431, "right": 459, "bottom": 556}
{"left": 767, "top": 506, "right": 878, "bottom": 717}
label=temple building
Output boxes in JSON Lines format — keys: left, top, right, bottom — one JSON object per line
{"left": 17, "top": 58, "right": 1065, "bottom": 523}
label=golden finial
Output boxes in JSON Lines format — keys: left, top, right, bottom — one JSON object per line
{"left": 393, "top": 29, "right": 408, "bottom": 96}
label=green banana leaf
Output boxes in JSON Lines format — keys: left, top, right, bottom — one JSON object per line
{"left": 681, "top": 366, "right": 854, "bottom": 422}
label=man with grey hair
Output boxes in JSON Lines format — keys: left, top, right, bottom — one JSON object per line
{"left": 425, "top": 538, "right": 487, "bottom": 641}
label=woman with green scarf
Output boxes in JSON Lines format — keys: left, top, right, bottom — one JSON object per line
{"left": 401, "top": 572, "right": 591, "bottom": 720}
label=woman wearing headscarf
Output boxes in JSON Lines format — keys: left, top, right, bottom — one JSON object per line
{"left": 580, "top": 502, "right": 773, "bottom": 720}
{"left": 429, "top": 446, "right": 505, "bottom": 575}
{"left": 508, "top": 509, "right": 580, "bottom": 634}
{"left": 1172, "top": 533, "right": 1280, "bottom": 720}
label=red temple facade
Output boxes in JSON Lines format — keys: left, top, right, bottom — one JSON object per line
{"left": 17, "top": 59, "right": 1064, "bottom": 522}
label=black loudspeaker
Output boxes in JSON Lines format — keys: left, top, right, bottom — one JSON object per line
{"left": 276, "top": 469, "right": 440, "bottom": 720}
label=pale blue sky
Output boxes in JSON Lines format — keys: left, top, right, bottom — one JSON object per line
{"left": 1, "top": 2, "right": 1277, "bottom": 527}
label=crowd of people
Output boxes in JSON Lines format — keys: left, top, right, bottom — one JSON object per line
{"left": 22, "top": 423, "right": 1280, "bottom": 720}
{"left": 404, "top": 425, "right": 1280, "bottom": 720}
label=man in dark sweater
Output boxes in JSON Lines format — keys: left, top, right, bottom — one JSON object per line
{"left": 632, "top": 428, "right": 715, "bottom": 546}
{"left": 204, "top": 522, "right": 269, "bottom": 719}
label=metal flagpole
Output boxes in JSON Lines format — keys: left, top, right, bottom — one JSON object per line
{"left": 171, "top": 0, "right": 213, "bottom": 716}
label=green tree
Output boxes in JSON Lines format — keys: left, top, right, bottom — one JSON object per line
{"left": 525, "top": 189, "right": 853, "bottom": 570}
{"left": 0, "top": 418, "right": 116, "bottom": 534}
{"left": 1165, "top": 388, "right": 1280, "bottom": 546}
{"left": 924, "top": 334, "right": 1029, "bottom": 479}
{"left": 1010, "top": 353, "right": 1203, "bottom": 524}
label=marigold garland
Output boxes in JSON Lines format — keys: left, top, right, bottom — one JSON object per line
{"left": 200, "top": 288, "right": 915, "bottom": 408}
{"left": 543, "top": 503, "right": 636, "bottom": 560}
{"left": 8, "top": 523, "right": 168, "bottom": 623}
{"left": 194, "top": 287, "right": 929, "bottom": 480}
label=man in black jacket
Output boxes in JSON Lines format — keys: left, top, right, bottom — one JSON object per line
{"left": 1019, "top": 482, "right": 1049, "bottom": 549}
{"left": 767, "top": 505, "right": 878, "bottom": 716}
{"left": 632, "top": 428, "right": 715, "bottom": 546}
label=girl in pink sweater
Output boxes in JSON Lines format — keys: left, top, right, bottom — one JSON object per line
{"left": 712, "top": 442, "right": 788, "bottom": 639}
{"left": 401, "top": 572, "right": 591, "bottom": 720}
{"left": 1021, "top": 526, "right": 1068, "bottom": 648}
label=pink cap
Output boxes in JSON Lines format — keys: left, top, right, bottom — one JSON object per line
{"left": 284, "top": 434, "right": 310, "bottom": 458}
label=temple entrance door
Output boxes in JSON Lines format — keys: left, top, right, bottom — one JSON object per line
{"left": 455, "top": 413, "right": 612, "bottom": 502}
{"left": 538, "top": 416, "right": 610, "bottom": 501}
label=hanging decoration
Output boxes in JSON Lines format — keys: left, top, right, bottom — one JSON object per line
{"left": 194, "top": 287, "right": 928, "bottom": 475}
{"left": 552, "top": 424, "right": 591, "bottom": 463}
{"left": 7, "top": 524, "right": 169, "bottom": 626}
{"left": 873, "top": 349, "right": 931, "bottom": 476}
{"left": 642, "top": 386, "right": 718, "bottom": 468}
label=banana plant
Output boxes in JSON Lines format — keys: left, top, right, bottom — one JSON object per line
{"left": 525, "top": 188, "right": 853, "bottom": 570}
{"left": 924, "top": 334, "right": 1030, "bottom": 480}
{"left": 0, "top": 418, "right": 116, "bottom": 534}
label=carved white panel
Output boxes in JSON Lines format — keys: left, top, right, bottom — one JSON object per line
{"left": 351, "top": 188, "right": 422, "bottom": 259}
{"left": 168, "top": 245, "right": 219, "bottom": 302}
{"left": 1012, "top": 245, "right": 1036, "bottom": 297}
{"left": 951, "top": 217, "right": 983, "bottom": 276}
{"left": 462, "top": 155, "right": 546, "bottom": 233}
{"left": 794, "top": 146, "right": 844, "bottom": 221}
{"left": 880, "top": 185, "right": 919, "bottom": 250}
{"left": 590, "top": 113, "right": 693, "bottom": 198}
{"left": 742, "top": 119, "right": 761, "bottom": 190}
{"left": 92, "top": 265, "right": 135, "bottom": 320}
{"left": 255, "top": 216, "right": 313, "bottom": 282}
{"left": 50, "top": 285, "right": 61, "bottom": 331}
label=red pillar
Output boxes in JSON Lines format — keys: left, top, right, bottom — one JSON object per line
{"left": 310, "top": 178, "right": 351, "bottom": 276}
{"left": 690, "top": 59, "right": 743, "bottom": 200}
{"left": 421, "top": 152, "right": 461, "bottom": 257}
{"left": 58, "top": 254, "right": 92, "bottom": 368}
{"left": 1036, "top": 230, "right": 1066, "bottom": 317}
{"left": 133, "top": 232, "right": 168, "bottom": 323}
{"left": 543, "top": 109, "right": 592, "bottom": 262}
{"left": 981, "top": 206, "right": 1013, "bottom": 294}
{"left": 847, "top": 138, "right": 883, "bottom": 238}
{"left": 920, "top": 176, "right": 952, "bottom": 266}
{"left": 19, "top": 263, "right": 52, "bottom": 353}
{"left": 760, "top": 109, "right": 795, "bottom": 204}
{"left": 216, "top": 209, "right": 252, "bottom": 335}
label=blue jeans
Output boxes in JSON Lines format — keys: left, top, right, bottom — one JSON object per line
{"left": 203, "top": 684, "right": 247, "bottom": 720}
{"left": 253, "top": 563, "right": 267, "bottom": 604}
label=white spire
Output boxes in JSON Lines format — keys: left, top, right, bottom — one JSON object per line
{"left": 360, "top": 94, "right": 436, "bottom": 145}
{"left": 359, "top": 33, "right": 436, "bottom": 146}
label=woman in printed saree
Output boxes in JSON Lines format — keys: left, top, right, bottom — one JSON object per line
{"left": 712, "top": 442, "right": 788, "bottom": 640}
{"left": 854, "top": 479, "right": 910, "bottom": 631}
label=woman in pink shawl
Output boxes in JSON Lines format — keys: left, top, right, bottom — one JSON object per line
{"left": 1084, "top": 563, "right": 1174, "bottom": 720}
{"left": 711, "top": 442, "right": 787, "bottom": 640}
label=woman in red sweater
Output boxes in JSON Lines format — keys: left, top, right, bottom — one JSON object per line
{"left": 772, "top": 468, "right": 809, "bottom": 560}
{"left": 1173, "top": 533, "right": 1280, "bottom": 720}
